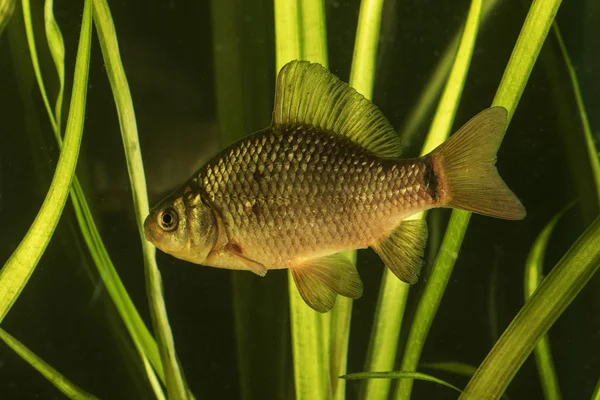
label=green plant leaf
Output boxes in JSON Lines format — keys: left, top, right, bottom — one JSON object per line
{"left": 399, "top": 0, "right": 504, "bottom": 146}
{"left": 551, "top": 23, "right": 600, "bottom": 219}
{"left": 91, "top": 1, "right": 191, "bottom": 399}
{"left": 397, "top": 0, "right": 562, "bottom": 398}
{"left": 421, "top": 361, "right": 478, "bottom": 378}
{"left": 341, "top": 371, "right": 462, "bottom": 394}
{"left": 329, "top": 1, "right": 391, "bottom": 397}
{"left": 349, "top": 1, "right": 410, "bottom": 399}
{"left": 14, "top": 0, "right": 169, "bottom": 396}
{"left": 275, "top": 1, "right": 330, "bottom": 399}
{"left": 524, "top": 207, "right": 571, "bottom": 400}
{"left": 0, "top": 0, "right": 91, "bottom": 322}
{"left": 461, "top": 214, "right": 600, "bottom": 398}
{"left": 44, "top": 0, "right": 65, "bottom": 131}
{"left": 0, "top": 328, "right": 99, "bottom": 400}
{"left": 0, "top": 0, "right": 15, "bottom": 37}
{"left": 393, "top": 1, "right": 483, "bottom": 398}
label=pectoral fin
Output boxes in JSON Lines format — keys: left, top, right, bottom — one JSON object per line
{"left": 371, "top": 219, "right": 428, "bottom": 284}
{"left": 222, "top": 242, "right": 268, "bottom": 276}
{"left": 290, "top": 253, "right": 363, "bottom": 313}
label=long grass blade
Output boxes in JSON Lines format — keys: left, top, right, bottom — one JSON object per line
{"left": 461, "top": 214, "right": 600, "bottom": 398}
{"left": 394, "top": 1, "right": 482, "bottom": 398}
{"left": 44, "top": 0, "right": 65, "bottom": 131}
{"left": 299, "top": 2, "right": 334, "bottom": 395}
{"left": 275, "top": 1, "right": 329, "bottom": 399}
{"left": 399, "top": 0, "right": 503, "bottom": 146}
{"left": 0, "top": 328, "right": 99, "bottom": 400}
{"left": 399, "top": 0, "right": 561, "bottom": 398}
{"left": 210, "top": 1, "right": 288, "bottom": 398}
{"left": 342, "top": 371, "right": 462, "bottom": 394}
{"left": 14, "top": 0, "right": 167, "bottom": 395}
{"left": 552, "top": 23, "right": 600, "bottom": 216}
{"left": 21, "top": 0, "right": 57, "bottom": 132}
{"left": 92, "top": 1, "right": 190, "bottom": 398}
{"left": 524, "top": 208, "right": 570, "bottom": 400}
{"left": 0, "top": 0, "right": 91, "bottom": 322}
{"left": 348, "top": 1, "right": 407, "bottom": 400}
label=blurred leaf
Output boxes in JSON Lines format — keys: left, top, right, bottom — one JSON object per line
{"left": 0, "top": 328, "right": 99, "bottom": 400}
{"left": 43, "top": 0, "right": 65, "bottom": 131}
{"left": 399, "top": 0, "right": 504, "bottom": 146}
{"left": 421, "top": 362, "right": 478, "bottom": 378}
{"left": 524, "top": 207, "right": 571, "bottom": 400}
{"left": 342, "top": 371, "right": 462, "bottom": 394}
{"left": 92, "top": 1, "right": 191, "bottom": 398}
{"left": 211, "top": 2, "right": 287, "bottom": 398}
{"left": 461, "top": 215, "right": 600, "bottom": 398}
{"left": 0, "top": 0, "right": 15, "bottom": 37}
{"left": 548, "top": 23, "right": 600, "bottom": 222}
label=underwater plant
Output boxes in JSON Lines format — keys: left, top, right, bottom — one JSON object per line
{"left": 0, "top": 0, "right": 598, "bottom": 399}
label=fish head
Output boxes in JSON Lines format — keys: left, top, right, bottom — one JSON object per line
{"left": 144, "top": 188, "right": 217, "bottom": 265}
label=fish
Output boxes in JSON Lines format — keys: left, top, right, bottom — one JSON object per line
{"left": 143, "top": 60, "right": 526, "bottom": 313}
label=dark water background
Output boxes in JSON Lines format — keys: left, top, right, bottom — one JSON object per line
{"left": 0, "top": 0, "right": 598, "bottom": 399}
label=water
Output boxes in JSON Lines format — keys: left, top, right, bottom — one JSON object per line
{"left": 0, "top": 0, "right": 598, "bottom": 399}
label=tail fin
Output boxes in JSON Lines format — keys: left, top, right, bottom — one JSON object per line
{"left": 429, "top": 107, "right": 526, "bottom": 220}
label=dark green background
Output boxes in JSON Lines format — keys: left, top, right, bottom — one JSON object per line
{"left": 0, "top": 0, "right": 598, "bottom": 398}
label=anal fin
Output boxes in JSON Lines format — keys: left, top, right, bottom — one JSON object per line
{"left": 290, "top": 253, "right": 363, "bottom": 313}
{"left": 371, "top": 219, "right": 428, "bottom": 284}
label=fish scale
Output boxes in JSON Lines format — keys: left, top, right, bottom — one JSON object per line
{"left": 194, "top": 124, "right": 436, "bottom": 268}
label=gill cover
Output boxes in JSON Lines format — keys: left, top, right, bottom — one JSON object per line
{"left": 144, "top": 188, "right": 218, "bottom": 264}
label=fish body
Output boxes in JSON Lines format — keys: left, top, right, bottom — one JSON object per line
{"left": 144, "top": 60, "right": 526, "bottom": 312}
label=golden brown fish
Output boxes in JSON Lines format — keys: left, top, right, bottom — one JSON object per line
{"left": 143, "top": 60, "right": 526, "bottom": 313}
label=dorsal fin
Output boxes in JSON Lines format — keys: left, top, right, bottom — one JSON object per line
{"left": 273, "top": 60, "right": 402, "bottom": 158}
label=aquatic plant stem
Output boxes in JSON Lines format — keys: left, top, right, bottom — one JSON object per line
{"left": 349, "top": 1, "right": 412, "bottom": 398}
{"left": 7, "top": 2, "right": 166, "bottom": 395}
{"left": 298, "top": 3, "right": 333, "bottom": 390}
{"left": 462, "top": 214, "right": 600, "bottom": 398}
{"left": 524, "top": 210, "right": 567, "bottom": 400}
{"left": 327, "top": 0, "right": 389, "bottom": 397}
{"left": 552, "top": 23, "right": 600, "bottom": 212}
{"left": 276, "top": 0, "right": 330, "bottom": 398}
{"left": 400, "top": 0, "right": 503, "bottom": 145}
{"left": 0, "top": 0, "right": 91, "bottom": 322}
{"left": 0, "top": 328, "right": 99, "bottom": 399}
{"left": 393, "top": 1, "right": 482, "bottom": 398}
{"left": 454, "top": 0, "right": 563, "bottom": 397}
{"left": 92, "top": 1, "right": 190, "bottom": 398}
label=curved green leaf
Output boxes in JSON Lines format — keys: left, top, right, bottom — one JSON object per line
{"left": 341, "top": 371, "right": 462, "bottom": 394}
{"left": 91, "top": 1, "right": 191, "bottom": 399}
{"left": 0, "top": 328, "right": 99, "bottom": 400}
{"left": 524, "top": 207, "right": 571, "bottom": 400}
{"left": 461, "top": 215, "right": 600, "bottom": 399}
{"left": 0, "top": 0, "right": 91, "bottom": 322}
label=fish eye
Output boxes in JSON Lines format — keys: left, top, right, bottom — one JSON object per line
{"left": 158, "top": 208, "right": 178, "bottom": 231}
